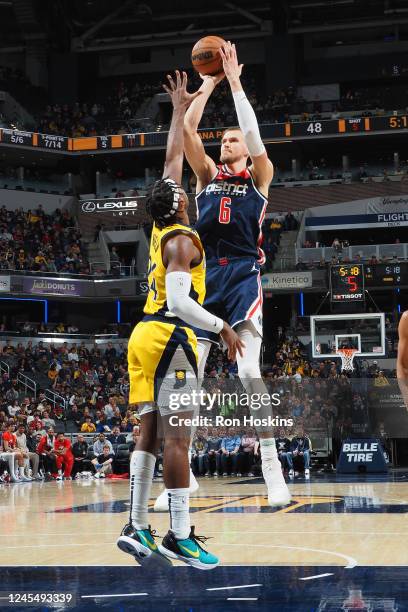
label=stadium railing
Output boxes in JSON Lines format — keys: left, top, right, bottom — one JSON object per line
{"left": 296, "top": 243, "right": 408, "bottom": 264}
{"left": 17, "top": 371, "right": 37, "bottom": 398}
{"left": 45, "top": 389, "right": 67, "bottom": 411}
{"left": 0, "top": 360, "right": 10, "bottom": 377}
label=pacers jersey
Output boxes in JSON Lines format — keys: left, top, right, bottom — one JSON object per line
{"left": 143, "top": 222, "right": 206, "bottom": 317}
{"left": 195, "top": 164, "right": 267, "bottom": 264}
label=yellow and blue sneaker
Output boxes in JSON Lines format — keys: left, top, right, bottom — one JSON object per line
{"left": 158, "top": 526, "right": 219, "bottom": 570}
{"left": 117, "top": 523, "right": 172, "bottom": 568}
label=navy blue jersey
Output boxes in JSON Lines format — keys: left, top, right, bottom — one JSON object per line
{"left": 194, "top": 164, "right": 267, "bottom": 263}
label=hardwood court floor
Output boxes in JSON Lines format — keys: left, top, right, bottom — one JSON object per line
{"left": 1, "top": 472, "right": 408, "bottom": 568}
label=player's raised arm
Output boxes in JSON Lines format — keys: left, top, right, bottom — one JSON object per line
{"left": 397, "top": 311, "right": 408, "bottom": 410}
{"left": 163, "top": 234, "right": 245, "bottom": 361}
{"left": 183, "top": 75, "right": 222, "bottom": 189}
{"left": 162, "top": 70, "right": 201, "bottom": 184}
{"left": 220, "top": 42, "right": 274, "bottom": 194}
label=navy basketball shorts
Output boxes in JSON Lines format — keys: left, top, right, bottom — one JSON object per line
{"left": 193, "top": 256, "right": 263, "bottom": 344}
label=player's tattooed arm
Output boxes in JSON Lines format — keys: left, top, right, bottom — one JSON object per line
{"left": 184, "top": 75, "right": 222, "bottom": 190}
{"left": 162, "top": 70, "right": 201, "bottom": 184}
{"left": 397, "top": 311, "right": 408, "bottom": 411}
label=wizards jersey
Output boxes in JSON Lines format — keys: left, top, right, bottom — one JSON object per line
{"left": 143, "top": 222, "right": 206, "bottom": 318}
{"left": 195, "top": 164, "right": 267, "bottom": 264}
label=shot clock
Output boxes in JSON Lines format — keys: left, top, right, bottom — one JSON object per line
{"left": 330, "top": 264, "right": 365, "bottom": 302}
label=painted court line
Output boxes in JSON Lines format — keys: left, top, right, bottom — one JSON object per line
{"left": 299, "top": 573, "right": 334, "bottom": 581}
{"left": 207, "top": 584, "right": 262, "bottom": 591}
{"left": 227, "top": 597, "right": 258, "bottom": 601}
{"left": 81, "top": 593, "right": 148, "bottom": 599}
{"left": 223, "top": 543, "right": 357, "bottom": 568}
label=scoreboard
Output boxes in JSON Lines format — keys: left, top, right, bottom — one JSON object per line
{"left": 2, "top": 114, "right": 408, "bottom": 154}
{"left": 365, "top": 262, "right": 408, "bottom": 287}
{"left": 330, "top": 264, "right": 365, "bottom": 302}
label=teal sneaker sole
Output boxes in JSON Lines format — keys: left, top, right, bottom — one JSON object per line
{"left": 117, "top": 535, "right": 172, "bottom": 568}
{"left": 158, "top": 543, "right": 219, "bottom": 570}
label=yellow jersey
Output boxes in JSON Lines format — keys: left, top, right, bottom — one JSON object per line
{"left": 143, "top": 222, "right": 206, "bottom": 317}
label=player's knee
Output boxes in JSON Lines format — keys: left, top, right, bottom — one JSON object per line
{"left": 165, "top": 437, "right": 190, "bottom": 453}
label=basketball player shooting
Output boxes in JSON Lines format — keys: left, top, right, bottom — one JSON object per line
{"left": 117, "top": 70, "right": 244, "bottom": 569}
{"left": 397, "top": 310, "right": 408, "bottom": 410}
{"left": 183, "top": 41, "right": 290, "bottom": 506}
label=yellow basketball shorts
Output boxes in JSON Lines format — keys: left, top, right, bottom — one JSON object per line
{"left": 128, "top": 314, "right": 199, "bottom": 415}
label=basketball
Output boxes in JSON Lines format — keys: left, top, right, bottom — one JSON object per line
{"left": 191, "top": 35, "right": 225, "bottom": 75}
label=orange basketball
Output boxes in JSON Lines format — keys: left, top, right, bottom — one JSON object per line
{"left": 191, "top": 35, "right": 226, "bottom": 76}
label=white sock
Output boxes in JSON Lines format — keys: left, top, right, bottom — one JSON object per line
{"left": 168, "top": 488, "right": 190, "bottom": 540}
{"left": 260, "top": 438, "right": 278, "bottom": 463}
{"left": 130, "top": 450, "right": 156, "bottom": 530}
{"left": 19, "top": 466, "right": 25, "bottom": 478}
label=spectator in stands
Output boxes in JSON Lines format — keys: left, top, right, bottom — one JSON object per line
{"left": 41, "top": 411, "right": 55, "bottom": 428}
{"left": 240, "top": 428, "right": 258, "bottom": 476}
{"left": 54, "top": 432, "right": 74, "bottom": 480}
{"left": 191, "top": 430, "right": 209, "bottom": 476}
{"left": 15, "top": 423, "right": 40, "bottom": 480}
{"left": 2, "top": 422, "right": 30, "bottom": 482}
{"left": 203, "top": 428, "right": 222, "bottom": 476}
{"left": 275, "top": 429, "right": 291, "bottom": 472}
{"left": 7, "top": 399, "right": 20, "bottom": 417}
{"left": 37, "top": 426, "right": 58, "bottom": 478}
{"left": 81, "top": 416, "right": 96, "bottom": 433}
{"left": 108, "top": 426, "right": 126, "bottom": 446}
{"left": 219, "top": 427, "right": 242, "bottom": 476}
{"left": 287, "top": 429, "right": 311, "bottom": 479}
{"left": 71, "top": 434, "right": 89, "bottom": 477}
{"left": 91, "top": 444, "right": 115, "bottom": 478}
{"left": 374, "top": 370, "right": 390, "bottom": 387}
{"left": 93, "top": 432, "right": 113, "bottom": 457}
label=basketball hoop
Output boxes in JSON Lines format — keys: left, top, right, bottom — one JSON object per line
{"left": 336, "top": 348, "right": 358, "bottom": 371}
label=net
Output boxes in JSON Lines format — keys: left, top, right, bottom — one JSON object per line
{"left": 336, "top": 348, "right": 358, "bottom": 371}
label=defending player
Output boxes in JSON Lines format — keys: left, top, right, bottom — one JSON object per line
{"left": 397, "top": 310, "right": 408, "bottom": 410}
{"left": 116, "top": 70, "right": 244, "bottom": 569}
{"left": 167, "top": 41, "right": 290, "bottom": 507}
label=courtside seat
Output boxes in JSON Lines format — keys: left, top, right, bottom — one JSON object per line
{"left": 114, "top": 444, "right": 130, "bottom": 474}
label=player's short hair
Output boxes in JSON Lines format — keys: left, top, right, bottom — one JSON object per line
{"left": 145, "top": 178, "right": 182, "bottom": 228}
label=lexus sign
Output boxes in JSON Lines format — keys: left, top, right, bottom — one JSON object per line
{"left": 81, "top": 197, "right": 138, "bottom": 216}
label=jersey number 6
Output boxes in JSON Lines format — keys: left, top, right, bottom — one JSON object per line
{"left": 219, "top": 197, "right": 231, "bottom": 224}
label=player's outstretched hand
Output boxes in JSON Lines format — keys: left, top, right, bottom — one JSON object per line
{"left": 163, "top": 70, "right": 202, "bottom": 109}
{"left": 219, "top": 41, "right": 243, "bottom": 82}
{"left": 200, "top": 72, "right": 225, "bottom": 87}
{"left": 220, "top": 322, "right": 245, "bottom": 362}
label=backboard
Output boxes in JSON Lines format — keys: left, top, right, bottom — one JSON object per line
{"left": 310, "top": 313, "right": 385, "bottom": 359}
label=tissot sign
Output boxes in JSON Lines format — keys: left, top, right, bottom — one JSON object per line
{"left": 81, "top": 198, "right": 138, "bottom": 216}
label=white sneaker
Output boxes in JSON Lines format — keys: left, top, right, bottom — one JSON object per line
{"left": 99, "top": 473, "right": 106, "bottom": 479}
{"left": 20, "top": 475, "right": 32, "bottom": 482}
{"left": 154, "top": 468, "right": 198, "bottom": 512}
{"left": 304, "top": 469, "right": 310, "bottom": 479}
{"left": 288, "top": 469, "right": 295, "bottom": 478}
{"left": 262, "top": 459, "right": 292, "bottom": 507}
{"left": 94, "top": 473, "right": 100, "bottom": 479}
